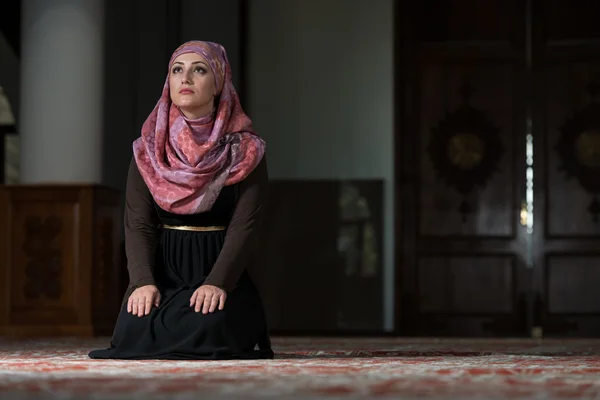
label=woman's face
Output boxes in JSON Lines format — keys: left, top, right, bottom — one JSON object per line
{"left": 169, "top": 52, "right": 217, "bottom": 119}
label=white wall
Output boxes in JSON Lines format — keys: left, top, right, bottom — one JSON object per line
{"left": 247, "top": 0, "right": 395, "bottom": 330}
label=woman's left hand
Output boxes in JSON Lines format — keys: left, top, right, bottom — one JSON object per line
{"left": 190, "top": 285, "right": 227, "bottom": 314}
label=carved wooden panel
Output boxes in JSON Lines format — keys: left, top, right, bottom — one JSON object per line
{"left": 0, "top": 129, "right": 4, "bottom": 184}
{"left": 397, "top": 0, "right": 526, "bottom": 337}
{"left": 418, "top": 256, "right": 515, "bottom": 314}
{"left": 399, "top": 0, "right": 600, "bottom": 338}
{"left": 546, "top": 255, "right": 600, "bottom": 314}
{"left": 91, "top": 193, "right": 122, "bottom": 332}
{"left": 531, "top": 0, "right": 600, "bottom": 337}
{"left": 415, "top": 0, "right": 520, "bottom": 42}
{"left": 543, "top": 0, "right": 600, "bottom": 42}
{"left": 0, "top": 188, "right": 10, "bottom": 327}
{"left": 93, "top": 217, "right": 115, "bottom": 310}
{"left": 0, "top": 185, "right": 121, "bottom": 337}
{"left": 545, "top": 62, "right": 600, "bottom": 236}
{"left": 419, "top": 57, "right": 516, "bottom": 237}
{"left": 9, "top": 197, "right": 79, "bottom": 325}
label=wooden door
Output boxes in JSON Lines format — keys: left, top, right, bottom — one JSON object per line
{"left": 396, "top": 0, "right": 530, "bottom": 336}
{"left": 532, "top": 0, "right": 600, "bottom": 337}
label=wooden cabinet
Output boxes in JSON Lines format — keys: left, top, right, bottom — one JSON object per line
{"left": 0, "top": 185, "right": 122, "bottom": 337}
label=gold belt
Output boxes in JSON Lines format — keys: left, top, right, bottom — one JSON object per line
{"left": 160, "top": 224, "right": 226, "bottom": 232}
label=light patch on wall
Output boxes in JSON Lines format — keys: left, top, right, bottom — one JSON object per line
{"left": 5, "top": 135, "right": 19, "bottom": 184}
{"left": 0, "top": 86, "right": 15, "bottom": 125}
{"left": 0, "top": 86, "right": 19, "bottom": 184}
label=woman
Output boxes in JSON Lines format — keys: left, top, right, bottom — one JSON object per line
{"left": 89, "top": 41, "right": 273, "bottom": 360}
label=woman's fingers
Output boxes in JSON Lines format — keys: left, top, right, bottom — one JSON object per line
{"left": 219, "top": 293, "right": 227, "bottom": 310}
{"left": 189, "top": 287, "right": 227, "bottom": 314}
{"left": 127, "top": 286, "right": 161, "bottom": 317}
{"left": 144, "top": 297, "right": 153, "bottom": 315}
{"left": 195, "top": 292, "right": 206, "bottom": 313}
{"left": 132, "top": 297, "right": 139, "bottom": 316}
{"left": 218, "top": 293, "right": 227, "bottom": 311}
{"left": 137, "top": 297, "right": 145, "bottom": 317}
{"left": 202, "top": 293, "right": 214, "bottom": 314}
{"left": 208, "top": 294, "right": 220, "bottom": 313}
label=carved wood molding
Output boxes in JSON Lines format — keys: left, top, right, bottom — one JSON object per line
{"left": 555, "top": 79, "right": 600, "bottom": 221}
{"left": 428, "top": 81, "right": 505, "bottom": 221}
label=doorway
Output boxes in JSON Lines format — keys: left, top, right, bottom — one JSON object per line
{"left": 396, "top": 0, "right": 600, "bottom": 337}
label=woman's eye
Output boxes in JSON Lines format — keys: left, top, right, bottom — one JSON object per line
{"left": 194, "top": 67, "right": 206, "bottom": 73}
{"left": 172, "top": 67, "right": 182, "bottom": 73}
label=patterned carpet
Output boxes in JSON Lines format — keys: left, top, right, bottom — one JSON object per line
{"left": 1, "top": 337, "right": 600, "bottom": 399}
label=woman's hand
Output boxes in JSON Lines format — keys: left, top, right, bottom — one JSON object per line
{"left": 190, "top": 285, "right": 227, "bottom": 314}
{"left": 127, "top": 285, "right": 161, "bottom": 317}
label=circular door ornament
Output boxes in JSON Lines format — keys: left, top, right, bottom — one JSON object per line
{"left": 446, "top": 132, "right": 485, "bottom": 170}
{"left": 575, "top": 130, "right": 600, "bottom": 169}
{"left": 555, "top": 80, "right": 600, "bottom": 221}
{"left": 427, "top": 82, "right": 505, "bottom": 221}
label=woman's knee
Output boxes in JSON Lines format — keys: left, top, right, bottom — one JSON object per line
{"left": 199, "top": 310, "right": 226, "bottom": 329}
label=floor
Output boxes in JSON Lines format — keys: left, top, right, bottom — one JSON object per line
{"left": 1, "top": 337, "right": 600, "bottom": 399}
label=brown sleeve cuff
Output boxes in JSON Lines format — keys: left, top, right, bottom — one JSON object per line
{"left": 202, "top": 277, "right": 227, "bottom": 290}
{"left": 128, "top": 265, "right": 156, "bottom": 288}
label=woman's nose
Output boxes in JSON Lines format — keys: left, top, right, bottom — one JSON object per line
{"left": 181, "top": 71, "right": 192, "bottom": 84}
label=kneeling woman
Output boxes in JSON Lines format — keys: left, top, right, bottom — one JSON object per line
{"left": 89, "top": 41, "right": 273, "bottom": 360}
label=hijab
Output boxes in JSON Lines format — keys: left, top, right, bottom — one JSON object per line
{"left": 132, "top": 41, "right": 266, "bottom": 215}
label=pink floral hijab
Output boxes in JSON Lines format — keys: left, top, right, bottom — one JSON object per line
{"left": 132, "top": 41, "right": 266, "bottom": 215}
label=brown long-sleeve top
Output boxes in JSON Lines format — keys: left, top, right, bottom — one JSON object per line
{"left": 123, "top": 155, "right": 268, "bottom": 293}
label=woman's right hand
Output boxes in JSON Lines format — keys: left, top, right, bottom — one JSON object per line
{"left": 127, "top": 285, "right": 161, "bottom": 317}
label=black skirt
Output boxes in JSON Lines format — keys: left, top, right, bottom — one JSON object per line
{"left": 88, "top": 226, "right": 273, "bottom": 360}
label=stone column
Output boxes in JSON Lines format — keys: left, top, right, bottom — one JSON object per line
{"left": 19, "top": 0, "right": 104, "bottom": 184}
